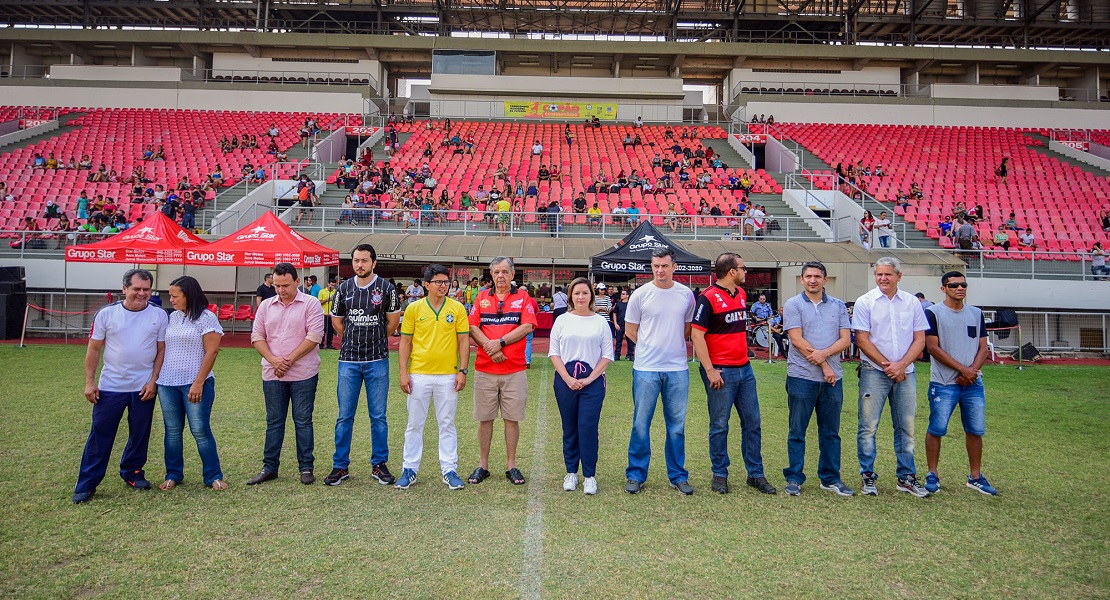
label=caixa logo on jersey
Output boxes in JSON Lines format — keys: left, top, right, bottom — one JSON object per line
{"left": 67, "top": 248, "right": 117, "bottom": 261}
{"left": 186, "top": 250, "right": 237, "bottom": 263}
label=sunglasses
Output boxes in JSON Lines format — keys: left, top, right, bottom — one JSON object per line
{"left": 945, "top": 282, "right": 968, "bottom": 289}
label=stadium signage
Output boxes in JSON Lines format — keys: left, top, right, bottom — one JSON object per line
{"left": 344, "top": 126, "right": 380, "bottom": 136}
{"left": 1058, "top": 140, "right": 1090, "bottom": 152}
{"left": 734, "top": 134, "right": 767, "bottom": 144}
{"left": 18, "top": 119, "right": 51, "bottom": 129}
{"left": 186, "top": 250, "right": 236, "bottom": 263}
{"left": 67, "top": 248, "right": 117, "bottom": 261}
{"left": 504, "top": 101, "right": 617, "bottom": 120}
{"left": 599, "top": 260, "right": 704, "bottom": 273}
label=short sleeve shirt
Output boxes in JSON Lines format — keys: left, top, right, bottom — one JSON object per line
{"left": 90, "top": 302, "right": 168, "bottom": 391}
{"left": 256, "top": 284, "right": 277, "bottom": 302}
{"left": 852, "top": 287, "right": 929, "bottom": 373}
{"left": 691, "top": 283, "right": 750, "bottom": 368}
{"left": 925, "top": 303, "right": 986, "bottom": 386}
{"left": 158, "top": 310, "right": 223, "bottom": 387}
{"left": 469, "top": 288, "right": 538, "bottom": 374}
{"left": 783, "top": 292, "right": 851, "bottom": 381}
{"left": 331, "top": 275, "right": 400, "bottom": 362}
{"left": 401, "top": 298, "right": 469, "bottom": 375}
{"left": 626, "top": 281, "right": 695, "bottom": 372}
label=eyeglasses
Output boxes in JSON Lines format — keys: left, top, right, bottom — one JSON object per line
{"left": 428, "top": 280, "right": 451, "bottom": 286}
{"left": 732, "top": 266, "right": 748, "bottom": 272}
{"left": 945, "top": 282, "right": 968, "bottom": 289}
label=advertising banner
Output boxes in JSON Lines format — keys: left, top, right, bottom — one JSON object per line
{"left": 504, "top": 101, "right": 617, "bottom": 120}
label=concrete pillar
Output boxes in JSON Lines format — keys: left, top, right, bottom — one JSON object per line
{"left": 1074, "top": 66, "right": 1100, "bottom": 102}
{"left": 958, "top": 62, "right": 978, "bottom": 84}
{"left": 132, "top": 45, "right": 155, "bottom": 66}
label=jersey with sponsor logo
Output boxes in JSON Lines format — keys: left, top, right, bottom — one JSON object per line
{"left": 331, "top": 275, "right": 400, "bottom": 362}
{"left": 691, "top": 282, "right": 750, "bottom": 368}
{"left": 468, "top": 287, "right": 537, "bottom": 375}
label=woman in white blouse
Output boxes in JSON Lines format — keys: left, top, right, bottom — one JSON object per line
{"left": 548, "top": 277, "right": 614, "bottom": 495}
{"left": 156, "top": 276, "right": 225, "bottom": 490}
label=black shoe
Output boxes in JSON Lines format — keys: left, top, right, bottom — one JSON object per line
{"left": 747, "top": 476, "right": 778, "bottom": 495}
{"left": 711, "top": 475, "right": 729, "bottom": 494}
{"left": 246, "top": 470, "right": 278, "bottom": 485}
{"left": 300, "top": 470, "right": 315, "bottom": 485}
{"left": 323, "top": 468, "right": 349, "bottom": 486}
{"left": 672, "top": 480, "right": 695, "bottom": 495}
{"left": 72, "top": 490, "right": 95, "bottom": 504}
{"left": 625, "top": 479, "right": 643, "bottom": 494}
{"left": 372, "top": 463, "right": 396, "bottom": 485}
{"left": 124, "top": 470, "right": 151, "bottom": 490}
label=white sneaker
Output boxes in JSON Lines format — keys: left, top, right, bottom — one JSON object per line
{"left": 563, "top": 472, "right": 578, "bottom": 491}
{"left": 583, "top": 477, "right": 598, "bottom": 495}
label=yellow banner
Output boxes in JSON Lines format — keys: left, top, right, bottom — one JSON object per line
{"left": 503, "top": 101, "right": 618, "bottom": 120}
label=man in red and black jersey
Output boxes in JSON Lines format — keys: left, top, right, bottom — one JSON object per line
{"left": 466, "top": 257, "right": 537, "bottom": 486}
{"left": 691, "top": 253, "right": 776, "bottom": 496}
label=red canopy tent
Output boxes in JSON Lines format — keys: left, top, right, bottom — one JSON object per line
{"left": 183, "top": 211, "right": 339, "bottom": 268}
{"left": 64, "top": 211, "right": 208, "bottom": 264}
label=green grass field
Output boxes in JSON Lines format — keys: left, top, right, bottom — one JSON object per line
{"left": 0, "top": 346, "right": 1107, "bottom": 598}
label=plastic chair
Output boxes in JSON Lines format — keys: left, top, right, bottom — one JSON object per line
{"left": 234, "top": 305, "right": 254, "bottom": 321}
{"left": 217, "top": 304, "right": 235, "bottom": 320}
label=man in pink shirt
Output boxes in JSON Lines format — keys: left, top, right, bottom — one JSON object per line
{"left": 248, "top": 263, "right": 325, "bottom": 485}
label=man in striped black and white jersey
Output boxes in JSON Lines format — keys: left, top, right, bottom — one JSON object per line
{"left": 324, "top": 244, "right": 402, "bottom": 487}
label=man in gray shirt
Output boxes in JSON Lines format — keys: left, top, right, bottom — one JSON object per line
{"left": 781, "top": 261, "right": 854, "bottom": 497}
{"left": 954, "top": 218, "right": 975, "bottom": 250}
{"left": 923, "top": 271, "right": 996, "bottom": 495}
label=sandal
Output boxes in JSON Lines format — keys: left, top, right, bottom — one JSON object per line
{"left": 467, "top": 467, "right": 491, "bottom": 484}
{"left": 211, "top": 480, "right": 228, "bottom": 491}
{"left": 506, "top": 467, "right": 526, "bottom": 485}
{"left": 158, "top": 479, "right": 177, "bottom": 491}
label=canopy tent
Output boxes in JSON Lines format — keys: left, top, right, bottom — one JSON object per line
{"left": 590, "top": 221, "right": 712, "bottom": 276}
{"left": 184, "top": 211, "right": 339, "bottom": 267}
{"left": 64, "top": 211, "right": 208, "bottom": 264}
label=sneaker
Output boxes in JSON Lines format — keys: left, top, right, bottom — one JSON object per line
{"left": 897, "top": 474, "right": 930, "bottom": 498}
{"left": 323, "top": 468, "right": 349, "bottom": 486}
{"left": 746, "top": 476, "right": 777, "bottom": 495}
{"left": 625, "top": 479, "right": 643, "bottom": 494}
{"left": 300, "top": 470, "right": 315, "bottom": 485}
{"left": 372, "top": 463, "right": 396, "bottom": 485}
{"left": 820, "top": 481, "right": 855, "bottom": 497}
{"left": 925, "top": 472, "right": 940, "bottom": 493}
{"left": 395, "top": 468, "right": 417, "bottom": 489}
{"left": 711, "top": 475, "right": 729, "bottom": 494}
{"left": 966, "top": 474, "right": 998, "bottom": 496}
{"left": 125, "top": 470, "right": 151, "bottom": 490}
{"left": 672, "top": 480, "right": 694, "bottom": 495}
{"left": 443, "top": 470, "right": 465, "bottom": 490}
{"left": 583, "top": 477, "right": 597, "bottom": 495}
{"left": 72, "top": 490, "right": 94, "bottom": 504}
{"left": 563, "top": 472, "right": 579, "bottom": 492}
{"left": 784, "top": 480, "right": 801, "bottom": 496}
{"left": 861, "top": 472, "right": 879, "bottom": 496}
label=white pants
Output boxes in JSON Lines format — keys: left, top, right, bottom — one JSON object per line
{"left": 402, "top": 374, "right": 459, "bottom": 475}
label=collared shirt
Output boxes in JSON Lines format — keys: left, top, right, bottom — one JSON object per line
{"left": 691, "top": 282, "right": 749, "bottom": 368}
{"left": 852, "top": 287, "right": 928, "bottom": 373}
{"left": 252, "top": 290, "right": 324, "bottom": 382}
{"left": 332, "top": 275, "right": 401, "bottom": 362}
{"left": 469, "top": 287, "right": 538, "bottom": 375}
{"left": 783, "top": 292, "right": 851, "bottom": 382}
{"left": 401, "top": 298, "right": 469, "bottom": 375}
{"left": 750, "top": 300, "right": 774, "bottom": 321}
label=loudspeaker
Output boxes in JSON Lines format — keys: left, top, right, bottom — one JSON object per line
{"left": 0, "top": 281, "right": 26, "bottom": 295}
{"left": 1010, "top": 342, "right": 1041, "bottom": 362}
{"left": 0, "top": 266, "right": 25, "bottom": 282}
{"left": 2, "top": 293, "right": 26, "bottom": 340}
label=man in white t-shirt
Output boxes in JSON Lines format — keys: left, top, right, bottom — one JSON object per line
{"left": 73, "top": 269, "right": 168, "bottom": 503}
{"left": 874, "top": 211, "right": 894, "bottom": 248}
{"left": 623, "top": 247, "right": 697, "bottom": 495}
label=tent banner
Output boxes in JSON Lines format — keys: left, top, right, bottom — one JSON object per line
{"left": 595, "top": 259, "right": 706, "bottom": 274}
{"left": 504, "top": 101, "right": 617, "bottom": 120}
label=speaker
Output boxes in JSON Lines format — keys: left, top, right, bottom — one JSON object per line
{"left": 2, "top": 293, "right": 26, "bottom": 340}
{"left": 0, "top": 266, "right": 25, "bottom": 282}
{"left": 0, "top": 281, "right": 26, "bottom": 295}
{"left": 1010, "top": 342, "right": 1041, "bottom": 362}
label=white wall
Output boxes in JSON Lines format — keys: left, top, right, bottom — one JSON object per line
{"left": 212, "top": 52, "right": 382, "bottom": 82}
{"left": 741, "top": 100, "right": 1109, "bottom": 128}
{"left": 0, "top": 84, "right": 364, "bottom": 113}
{"left": 925, "top": 83, "right": 1058, "bottom": 101}
{"left": 50, "top": 65, "right": 183, "bottom": 82}
{"left": 430, "top": 74, "right": 684, "bottom": 98}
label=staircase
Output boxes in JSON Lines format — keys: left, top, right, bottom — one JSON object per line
{"left": 0, "top": 112, "right": 85, "bottom": 153}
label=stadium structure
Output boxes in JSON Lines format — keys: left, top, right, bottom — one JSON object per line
{"left": 0, "top": 0, "right": 1107, "bottom": 351}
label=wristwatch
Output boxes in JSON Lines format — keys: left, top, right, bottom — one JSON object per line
{"left": 458, "top": 368, "right": 468, "bottom": 375}
{"left": 499, "top": 338, "right": 507, "bottom": 348}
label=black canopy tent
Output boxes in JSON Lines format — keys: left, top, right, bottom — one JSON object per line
{"left": 590, "top": 221, "right": 712, "bottom": 276}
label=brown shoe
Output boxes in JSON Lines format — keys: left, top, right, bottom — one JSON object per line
{"left": 300, "top": 470, "right": 315, "bottom": 485}
{"left": 246, "top": 470, "right": 277, "bottom": 486}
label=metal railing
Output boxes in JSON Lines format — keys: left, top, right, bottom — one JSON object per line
{"left": 786, "top": 171, "right": 913, "bottom": 249}
{"left": 271, "top": 205, "right": 836, "bottom": 241}
{"left": 946, "top": 248, "right": 1110, "bottom": 281}
{"left": 0, "top": 229, "right": 119, "bottom": 258}
{"left": 732, "top": 81, "right": 911, "bottom": 99}
{"left": 985, "top": 311, "right": 1110, "bottom": 354}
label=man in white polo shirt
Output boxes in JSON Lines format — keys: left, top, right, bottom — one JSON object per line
{"left": 852, "top": 256, "right": 930, "bottom": 498}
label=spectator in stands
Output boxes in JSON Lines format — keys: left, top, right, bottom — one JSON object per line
{"left": 587, "top": 203, "right": 602, "bottom": 231}
{"left": 591, "top": 116, "right": 601, "bottom": 128}
{"left": 538, "top": 165, "right": 551, "bottom": 181}
{"left": 767, "top": 115, "right": 775, "bottom": 125}
{"left": 299, "top": 121, "right": 312, "bottom": 149}
{"left": 210, "top": 166, "right": 224, "bottom": 184}
{"left": 623, "top": 133, "right": 635, "bottom": 148}
{"left": 465, "top": 133, "right": 476, "bottom": 154}
{"left": 526, "top": 181, "right": 539, "bottom": 202}
{"left": 474, "top": 185, "right": 489, "bottom": 205}
{"left": 180, "top": 198, "right": 197, "bottom": 231}
{"left": 1018, "top": 228, "right": 1037, "bottom": 251}
{"left": 1005, "top": 212, "right": 1020, "bottom": 231}
{"left": 970, "top": 235, "right": 984, "bottom": 252}
{"left": 665, "top": 202, "right": 679, "bottom": 232}
{"left": 546, "top": 199, "right": 561, "bottom": 237}
{"left": 565, "top": 124, "right": 574, "bottom": 146}
{"left": 746, "top": 204, "right": 766, "bottom": 238}
{"left": 45, "top": 153, "right": 59, "bottom": 170}
{"left": 142, "top": 145, "right": 154, "bottom": 161}
{"left": 250, "top": 165, "right": 266, "bottom": 184}
{"left": 43, "top": 200, "right": 61, "bottom": 220}
{"left": 953, "top": 217, "right": 976, "bottom": 251}
{"left": 966, "top": 204, "right": 984, "bottom": 224}
{"left": 532, "top": 140, "right": 544, "bottom": 156}
{"left": 937, "top": 215, "right": 954, "bottom": 241}
{"left": 910, "top": 182, "right": 924, "bottom": 199}
{"left": 51, "top": 214, "right": 74, "bottom": 249}
{"left": 635, "top": 116, "right": 643, "bottom": 128}
{"left": 996, "top": 157, "right": 1009, "bottom": 185}
{"left": 627, "top": 202, "right": 641, "bottom": 227}
{"left": 642, "top": 178, "right": 656, "bottom": 194}
{"left": 874, "top": 211, "right": 893, "bottom": 249}
{"left": 992, "top": 225, "right": 1011, "bottom": 251}
{"left": 76, "top": 155, "right": 92, "bottom": 170}
{"left": 550, "top": 164, "right": 561, "bottom": 182}
{"left": 612, "top": 200, "right": 627, "bottom": 228}
{"left": 31, "top": 153, "right": 46, "bottom": 170}
{"left": 1090, "top": 242, "right": 1109, "bottom": 280}
{"left": 90, "top": 164, "right": 108, "bottom": 183}
{"left": 572, "top": 193, "right": 588, "bottom": 214}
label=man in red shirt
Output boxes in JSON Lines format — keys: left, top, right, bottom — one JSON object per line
{"left": 690, "top": 252, "right": 776, "bottom": 496}
{"left": 467, "top": 257, "right": 536, "bottom": 485}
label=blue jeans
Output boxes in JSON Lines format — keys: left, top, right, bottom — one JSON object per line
{"left": 700, "top": 363, "right": 764, "bottom": 479}
{"left": 525, "top": 331, "right": 534, "bottom": 365}
{"left": 158, "top": 378, "right": 223, "bottom": 486}
{"left": 626, "top": 369, "right": 689, "bottom": 484}
{"left": 857, "top": 365, "right": 918, "bottom": 478}
{"left": 74, "top": 390, "right": 155, "bottom": 494}
{"left": 261, "top": 375, "right": 318, "bottom": 473}
{"left": 927, "top": 379, "right": 986, "bottom": 437}
{"left": 333, "top": 359, "right": 390, "bottom": 469}
{"left": 878, "top": 235, "right": 890, "bottom": 248}
{"left": 784, "top": 376, "right": 843, "bottom": 486}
